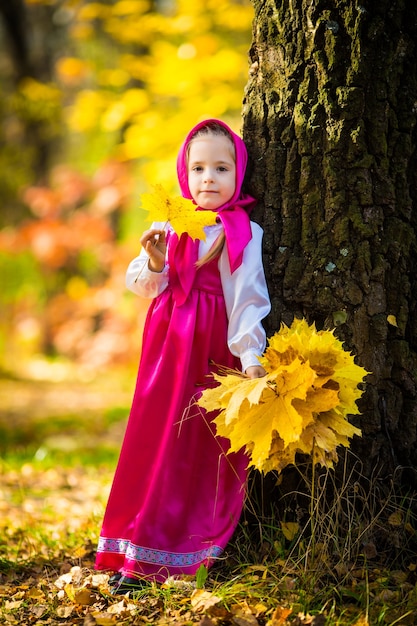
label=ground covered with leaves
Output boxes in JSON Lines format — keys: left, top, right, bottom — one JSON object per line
{"left": 1, "top": 375, "right": 417, "bottom": 625}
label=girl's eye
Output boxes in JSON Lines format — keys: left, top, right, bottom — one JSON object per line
{"left": 218, "top": 166, "right": 228, "bottom": 172}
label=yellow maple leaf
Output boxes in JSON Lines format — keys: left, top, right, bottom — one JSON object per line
{"left": 198, "top": 370, "right": 247, "bottom": 418}
{"left": 319, "top": 409, "right": 361, "bottom": 439}
{"left": 248, "top": 395, "right": 302, "bottom": 465}
{"left": 223, "top": 399, "right": 277, "bottom": 465}
{"left": 141, "top": 184, "right": 216, "bottom": 240}
{"left": 262, "top": 435, "right": 289, "bottom": 472}
{"left": 307, "top": 421, "right": 339, "bottom": 454}
{"left": 292, "top": 385, "right": 340, "bottom": 425}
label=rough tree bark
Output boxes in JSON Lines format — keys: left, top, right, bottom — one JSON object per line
{"left": 242, "top": 0, "right": 417, "bottom": 482}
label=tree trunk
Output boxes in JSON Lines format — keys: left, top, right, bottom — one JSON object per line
{"left": 0, "top": 0, "right": 62, "bottom": 224}
{"left": 242, "top": 0, "right": 417, "bottom": 480}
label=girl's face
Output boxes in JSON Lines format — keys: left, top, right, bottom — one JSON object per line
{"left": 187, "top": 134, "right": 236, "bottom": 210}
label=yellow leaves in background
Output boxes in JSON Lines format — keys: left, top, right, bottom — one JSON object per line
{"left": 102, "top": 89, "right": 149, "bottom": 132}
{"left": 59, "top": 0, "right": 253, "bottom": 189}
{"left": 67, "top": 90, "right": 108, "bottom": 133}
{"left": 112, "top": 1, "right": 151, "bottom": 17}
{"left": 198, "top": 318, "right": 368, "bottom": 473}
{"left": 14, "top": 78, "right": 61, "bottom": 124}
{"left": 141, "top": 185, "right": 215, "bottom": 240}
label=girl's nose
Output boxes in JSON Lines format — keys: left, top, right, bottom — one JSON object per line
{"left": 203, "top": 169, "right": 215, "bottom": 183}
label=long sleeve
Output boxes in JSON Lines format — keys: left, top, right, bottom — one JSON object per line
{"left": 218, "top": 222, "right": 271, "bottom": 372}
{"left": 125, "top": 222, "right": 170, "bottom": 298}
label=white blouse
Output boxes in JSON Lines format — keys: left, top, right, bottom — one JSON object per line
{"left": 126, "top": 222, "right": 271, "bottom": 372}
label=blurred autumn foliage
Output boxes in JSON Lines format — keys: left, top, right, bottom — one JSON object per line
{"left": 0, "top": 0, "right": 253, "bottom": 376}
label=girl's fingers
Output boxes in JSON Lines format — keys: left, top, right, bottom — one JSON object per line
{"left": 142, "top": 231, "right": 166, "bottom": 260}
{"left": 140, "top": 228, "right": 165, "bottom": 248}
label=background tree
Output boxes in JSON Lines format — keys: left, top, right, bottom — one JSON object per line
{"left": 0, "top": 0, "right": 62, "bottom": 224}
{"left": 242, "top": 0, "right": 417, "bottom": 485}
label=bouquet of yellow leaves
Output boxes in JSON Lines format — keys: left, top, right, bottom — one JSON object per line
{"left": 197, "top": 318, "right": 368, "bottom": 473}
{"left": 141, "top": 184, "right": 216, "bottom": 240}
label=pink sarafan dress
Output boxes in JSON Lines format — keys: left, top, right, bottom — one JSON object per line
{"left": 95, "top": 221, "right": 271, "bottom": 582}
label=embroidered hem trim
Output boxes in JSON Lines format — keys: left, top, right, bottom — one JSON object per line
{"left": 97, "top": 537, "right": 223, "bottom": 567}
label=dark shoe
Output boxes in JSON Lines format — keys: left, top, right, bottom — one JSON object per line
{"left": 108, "top": 572, "right": 122, "bottom": 585}
{"left": 110, "top": 575, "right": 150, "bottom": 595}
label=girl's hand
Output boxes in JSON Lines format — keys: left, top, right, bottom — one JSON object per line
{"left": 140, "top": 228, "right": 167, "bottom": 272}
{"left": 245, "top": 365, "right": 266, "bottom": 379}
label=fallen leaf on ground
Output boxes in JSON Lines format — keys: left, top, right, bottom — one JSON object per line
{"left": 191, "top": 589, "right": 222, "bottom": 611}
{"left": 267, "top": 606, "right": 292, "bottom": 625}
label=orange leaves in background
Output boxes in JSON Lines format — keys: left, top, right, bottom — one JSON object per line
{"left": 198, "top": 318, "right": 368, "bottom": 473}
{"left": 19, "top": 214, "right": 114, "bottom": 269}
{"left": 0, "top": 161, "right": 146, "bottom": 372}
{"left": 141, "top": 184, "right": 215, "bottom": 240}
{"left": 18, "top": 163, "right": 129, "bottom": 269}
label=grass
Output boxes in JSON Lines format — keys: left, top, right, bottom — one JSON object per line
{"left": 1, "top": 375, "right": 417, "bottom": 624}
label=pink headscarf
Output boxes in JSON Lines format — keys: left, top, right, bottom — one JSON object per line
{"left": 176, "top": 118, "right": 255, "bottom": 274}
{"left": 169, "top": 119, "right": 256, "bottom": 305}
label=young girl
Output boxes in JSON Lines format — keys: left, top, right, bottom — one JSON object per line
{"left": 95, "top": 119, "right": 271, "bottom": 593}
